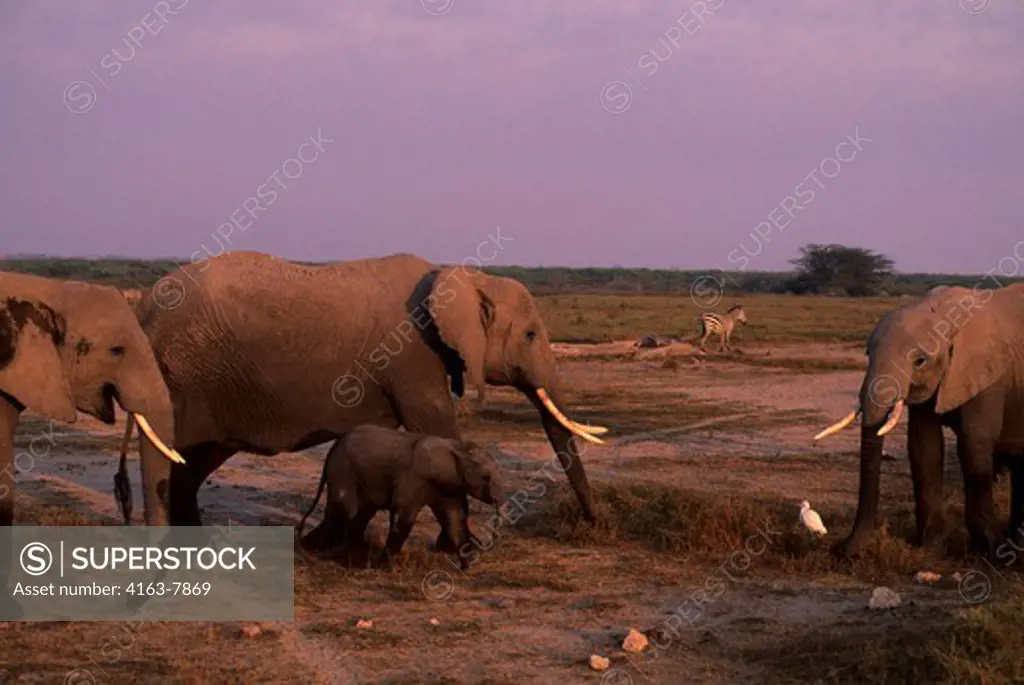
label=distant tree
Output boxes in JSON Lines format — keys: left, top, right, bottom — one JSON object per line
{"left": 787, "top": 244, "right": 895, "bottom": 297}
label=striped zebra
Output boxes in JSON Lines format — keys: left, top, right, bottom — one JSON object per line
{"left": 697, "top": 305, "right": 748, "bottom": 351}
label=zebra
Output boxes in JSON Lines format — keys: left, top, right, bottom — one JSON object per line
{"left": 696, "top": 305, "right": 748, "bottom": 351}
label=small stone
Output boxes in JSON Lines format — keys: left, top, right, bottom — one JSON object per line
{"left": 953, "top": 572, "right": 963, "bottom": 582}
{"left": 588, "top": 654, "right": 610, "bottom": 671}
{"left": 868, "top": 586, "right": 901, "bottom": 610}
{"left": 356, "top": 619, "right": 373, "bottom": 629}
{"left": 428, "top": 618, "right": 440, "bottom": 626}
{"left": 914, "top": 571, "right": 941, "bottom": 585}
{"left": 622, "top": 628, "right": 649, "bottom": 653}
{"left": 241, "top": 624, "right": 261, "bottom": 638}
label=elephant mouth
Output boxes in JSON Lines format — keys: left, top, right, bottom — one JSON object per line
{"left": 814, "top": 399, "right": 905, "bottom": 441}
{"left": 98, "top": 384, "right": 119, "bottom": 424}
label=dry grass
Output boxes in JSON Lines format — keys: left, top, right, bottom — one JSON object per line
{"left": 538, "top": 293, "right": 898, "bottom": 344}
{"left": 513, "top": 481, "right": 1024, "bottom": 685}
{"left": 8, "top": 310, "right": 1024, "bottom": 683}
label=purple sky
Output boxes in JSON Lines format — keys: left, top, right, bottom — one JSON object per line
{"left": 2, "top": 1, "right": 1021, "bottom": 273}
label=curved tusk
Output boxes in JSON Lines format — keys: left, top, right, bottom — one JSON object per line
{"left": 133, "top": 413, "right": 186, "bottom": 464}
{"left": 536, "top": 388, "right": 606, "bottom": 445}
{"left": 814, "top": 409, "right": 860, "bottom": 441}
{"left": 571, "top": 421, "right": 609, "bottom": 435}
{"left": 876, "top": 400, "right": 904, "bottom": 437}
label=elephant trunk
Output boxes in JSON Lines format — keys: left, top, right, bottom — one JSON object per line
{"left": 526, "top": 384, "right": 600, "bottom": 523}
{"left": 114, "top": 345, "right": 176, "bottom": 525}
{"left": 837, "top": 422, "right": 887, "bottom": 555}
{"left": 831, "top": 360, "right": 904, "bottom": 555}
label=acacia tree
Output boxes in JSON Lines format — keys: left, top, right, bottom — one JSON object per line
{"left": 788, "top": 243, "right": 895, "bottom": 296}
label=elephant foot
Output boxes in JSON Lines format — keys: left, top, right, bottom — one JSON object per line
{"left": 831, "top": 534, "right": 868, "bottom": 558}
{"left": 299, "top": 523, "right": 338, "bottom": 553}
{"left": 458, "top": 554, "right": 473, "bottom": 572}
{"left": 433, "top": 531, "right": 458, "bottom": 554}
{"left": 969, "top": 532, "right": 999, "bottom": 561}
{"left": 1006, "top": 519, "right": 1024, "bottom": 546}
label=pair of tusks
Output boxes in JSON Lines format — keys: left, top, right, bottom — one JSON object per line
{"left": 813, "top": 400, "right": 905, "bottom": 441}
{"left": 535, "top": 388, "right": 609, "bottom": 445}
{"left": 123, "top": 413, "right": 187, "bottom": 464}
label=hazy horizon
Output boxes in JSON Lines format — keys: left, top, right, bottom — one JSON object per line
{"left": 2, "top": 1, "right": 1021, "bottom": 274}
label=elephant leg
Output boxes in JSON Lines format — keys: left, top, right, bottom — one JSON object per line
{"left": 429, "top": 499, "right": 462, "bottom": 554}
{"left": 301, "top": 499, "right": 350, "bottom": 551}
{"left": 168, "top": 444, "right": 235, "bottom": 526}
{"left": 958, "top": 436, "right": 998, "bottom": 556}
{"left": 957, "top": 394, "right": 1004, "bottom": 557}
{"left": 384, "top": 508, "right": 417, "bottom": 558}
{"left": 907, "top": 402, "right": 945, "bottom": 548}
{"left": 1008, "top": 458, "right": 1024, "bottom": 544}
{"left": 0, "top": 398, "right": 18, "bottom": 527}
{"left": 0, "top": 398, "right": 22, "bottom": 619}
{"left": 343, "top": 507, "right": 376, "bottom": 553}
{"left": 430, "top": 498, "right": 474, "bottom": 568}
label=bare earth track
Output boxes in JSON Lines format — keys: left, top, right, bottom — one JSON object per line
{"left": 2, "top": 341, "right": 1021, "bottom": 684}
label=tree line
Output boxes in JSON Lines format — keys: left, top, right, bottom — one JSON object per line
{"left": 1, "top": 245, "right": 1018, "bottom": 297}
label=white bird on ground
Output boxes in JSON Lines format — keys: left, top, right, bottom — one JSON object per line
{"left": 799, "top": 500, "right": 828, "bottom": 536}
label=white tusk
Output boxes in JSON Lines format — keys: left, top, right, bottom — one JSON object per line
{"left": 133, "top": 413, "right": 186, "bottom": 464}
{"left": 536, "top": 389, "right": 606, "bottom": 445}
{"left": 813, "top": 409, "right": 860, "bottom": 441}
{"left": 571, "top": 421, "right": 609, "bottom": 435}
{"left": 876, "top": 400, "right": 904, "bottom": 437}
{"left": 120, "top": 413, "right": 136, "bottom": 458}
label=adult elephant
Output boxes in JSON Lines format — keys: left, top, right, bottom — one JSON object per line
{"left": 0, "top": 271, "right": 182, "bottom": 525}
{"left": 0, "top": 272, "right": 182, "bottom": 616}
{"left": 815, "top": 284, "right": 1024, "bottom": 557}
{"left": 119, "top": 251, "right": 608, "bottom": 528}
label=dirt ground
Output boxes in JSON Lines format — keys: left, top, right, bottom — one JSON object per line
{"left": 1, "top": 341, "right": 1020, "bottom": 684}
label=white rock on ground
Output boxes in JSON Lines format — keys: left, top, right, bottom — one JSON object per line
{"left": 589, "top": 655, "right": 610, "bottom": 671}
{"left": 241, "top": 624, "right": 261, "bottom": 638}
{"left": 622, "top": 628, "right": 649, "bottom": 653}
{"left": 356, "top": 619, "right": 374, "bottom": 629}
{"left": 428, "top": 618, "right": 440, "bottom": 626}
{"left": 914, "top": 571, "right": 941, "bottom": 584}
{"left": 868, "top": 587, "right": 901, "bottom": 610}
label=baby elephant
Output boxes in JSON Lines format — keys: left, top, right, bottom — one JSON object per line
{"left": 298, "top": 425, "right": 504, "bottom": 568}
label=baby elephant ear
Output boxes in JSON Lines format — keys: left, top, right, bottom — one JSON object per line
{"left": 0, "top": 303, "right": 77, "bottom": 423}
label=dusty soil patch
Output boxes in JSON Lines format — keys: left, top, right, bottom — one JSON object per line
{"left": 2, "top": 341, "right": 1021, "bottom": 684}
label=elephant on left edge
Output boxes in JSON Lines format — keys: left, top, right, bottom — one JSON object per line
{"left": 0, "top": 271, "right": 184, "bottom": 528}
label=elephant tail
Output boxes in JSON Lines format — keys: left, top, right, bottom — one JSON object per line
{"left": 297, "top": 452, "right": 332, "bottom": 538}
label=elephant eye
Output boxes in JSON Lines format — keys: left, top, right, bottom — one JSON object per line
{"left": 110, "top": 345, "right": 125, "bottom": 357}
{"left": 913, "top": 355, "right": 927, "bottom": 369}
{"left": 526, "top": 330, "right": 537, "bottom": 342}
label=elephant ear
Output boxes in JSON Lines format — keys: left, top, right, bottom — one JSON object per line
{"left": 0, "top": 304, "right": 77, "bottom": 423}
{"left": 428, "top": 267, "right": 495, "bottom": 396}
{"left": 934, "top": 307, "right": 1012, "bottom": 415}
{"left": 419, "top": 438, "right": 464, "bottom": 493}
